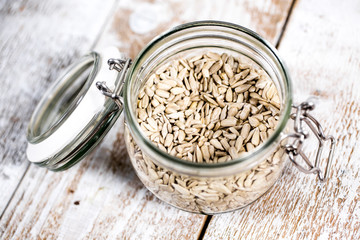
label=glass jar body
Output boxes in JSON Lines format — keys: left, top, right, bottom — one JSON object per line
{"left": 122, "top": 22, "right": 292, "bottom": 214}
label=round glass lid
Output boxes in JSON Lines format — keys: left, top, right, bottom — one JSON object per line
{"left": 26, "top": 47, "right": 124, "bottom": 171}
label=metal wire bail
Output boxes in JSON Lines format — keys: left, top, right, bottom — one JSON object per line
{"left": 282, "top": 101, "right": 336, "bottom": 182}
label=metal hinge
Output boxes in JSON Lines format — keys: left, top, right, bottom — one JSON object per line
{"left": 96, "top": 58, "right": 132, "bottom": 109}
{"left": 282, "top": 101, "right": 336, "bottom": 182}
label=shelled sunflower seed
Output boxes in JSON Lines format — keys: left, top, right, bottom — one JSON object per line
{"left": 136, "top": 52, "right": 280, "bottom": 163}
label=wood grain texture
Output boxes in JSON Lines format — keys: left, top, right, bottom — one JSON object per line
{"left": 96, "top": 0, "right": 294, "bottom": 56}
{"left": 0, "top": 119, "right": 205, "bottom": 239}
{"left": 203, "top": 0, "right": 360, "bottom": 239}
{"left": 0, "top": 0, "right": 116, "bottom": 217}
{"left": 0, "top": 0, "right": 295, "bottom": 239}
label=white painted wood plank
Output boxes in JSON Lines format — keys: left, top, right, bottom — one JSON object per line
{"left": 0, "top": 0, "right": 115, "bottom": 217}
{"left": 204, "top": 0, "right": 360, "bottom": 239}
{"left": 0, "top": 118, "right": 206, "bottom": 240}
{"left": 96, "top": 0, "right": 293, "bottom": 56}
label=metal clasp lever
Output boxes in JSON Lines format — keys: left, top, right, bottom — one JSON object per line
{"left": 282, "top": 101, "right": 336, "bottom": 182}
{"left": 96, "top": 58, "right": 131, "bottom": 109}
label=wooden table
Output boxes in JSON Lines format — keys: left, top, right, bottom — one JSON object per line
{"left": 1, "top": 0, "right": 359, "bottom": 239}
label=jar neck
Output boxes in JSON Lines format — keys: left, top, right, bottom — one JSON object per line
{"left": 123, "top": 21, "right": 292, "bottom": 177}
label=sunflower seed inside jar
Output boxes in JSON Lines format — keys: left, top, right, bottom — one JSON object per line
{"left": 125, "top": 52, "right": 288, "bottom": 214}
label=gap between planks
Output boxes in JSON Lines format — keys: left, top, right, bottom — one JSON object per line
{"left": 90, "top": 0, "right": 119, "bottom": 50}
{"left": 275, "top": 0, "right": 298, "bottom": 49}
{"left": 0, "top": 164, "right": 30, "bottom": 220}
{"left": 198, "top": 215, "right": 213, "bottom": 240}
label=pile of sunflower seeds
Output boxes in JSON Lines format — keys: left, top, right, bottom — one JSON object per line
{"left": 127, "top": 52, "right": 286, "bottom": 213}
{"left": 136, "top": 52, "right": 280, "bottom": 163}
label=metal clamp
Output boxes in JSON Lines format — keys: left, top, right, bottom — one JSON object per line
{"left": 96, "top": 58, "right": 131, "bottom": 109}
{"left": 282, "top": 101, "right": 336, "bottom": 182}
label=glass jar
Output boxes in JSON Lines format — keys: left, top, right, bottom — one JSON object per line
{"left": 26, "top": 21, "right": 335, "bottom": 214}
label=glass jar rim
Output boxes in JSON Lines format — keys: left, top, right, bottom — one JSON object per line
{"left": 123, "top": 20, "right": 293, "bottom": 173}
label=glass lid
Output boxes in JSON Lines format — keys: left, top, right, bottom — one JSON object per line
{"left": 26, "top": 48, "right": 125, "bottom": 171}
